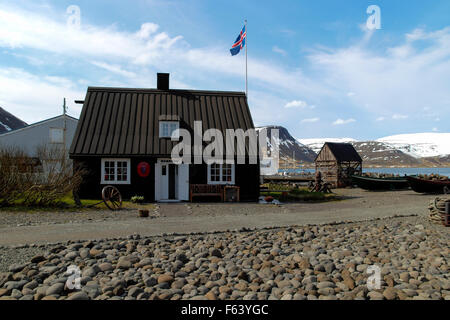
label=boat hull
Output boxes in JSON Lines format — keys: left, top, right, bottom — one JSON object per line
{"left": 351, "top": 175, "right": 410, "bottom": 191}
{"left": 406, "top": 176, "right": 450, "bottom": 194}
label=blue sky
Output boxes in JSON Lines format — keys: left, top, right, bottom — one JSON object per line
{"left": 0, "top": 0, "right": 449, "bottom": 140}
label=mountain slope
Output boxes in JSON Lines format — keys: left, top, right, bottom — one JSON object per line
{"left": 0, "top": 107, "right": 28, "bottom": 134}
{"left": 352, "top": 141, "right": 421, "bottom": 166}
{"left": 298, "top": 138, "right": 420, "bottom": 167}
{"left": 377, "top": 133, "right": 450, "bottom": 158}
{"left": 298, "top": 138, "right": 357, "bottom": 154}
{"left": 257, "top": 126, "right": 317, "bottom": 163}
{"left": 299, "top": 132, "right": 450, "bottom": 167}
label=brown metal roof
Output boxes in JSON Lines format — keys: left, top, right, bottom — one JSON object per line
{"left": 317, "top": 142, "right": 362, "bottom": 162}
{"left": 69, "top": 87, "right": 255, "bottom": 157}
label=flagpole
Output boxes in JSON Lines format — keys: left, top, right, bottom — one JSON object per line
{"left": 245, "top": 19, "right": 248, "bottom": 98}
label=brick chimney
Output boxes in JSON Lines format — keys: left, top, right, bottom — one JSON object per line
{"left": 157, "top": 73, "right": 169, "bottom": 90}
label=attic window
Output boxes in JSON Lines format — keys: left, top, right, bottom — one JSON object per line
{"left": 50, "top": 128, "right": 64, "bottom": 144}
{"left": 159, "top": 121, "right": 179, "bottom": 138}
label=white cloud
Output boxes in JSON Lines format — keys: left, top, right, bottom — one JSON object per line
{"left": 135, "top": 22, "right": 159, "bottom": 39}
{"left": 0, "top": 5, "right": 183, "bottom": 63}
{"left": 0, "top": 68, "right": 84, "bottom": 123}
{"left": 0, "top": 4, "right": 329, "bottom": 98}
{"left": 347, "top": 92, "right": 356, "bottom": 97}
{"left": 272, "top": 46, "right": 287, "bottom": 56}
{"left": 376, "top": 116, "right": 385, "bottom": 121}
{"left": 301, "top": 118, "right": 319, "bottom": 123}
{"left": 285, "top": 100, "right": 308, "bottom": 109}
{"left": 90, "top": 61, "right": 137, "bottom": 78}
{"left": 307, "top": 26, "right": 450, "bottom": 118}
{"left": 333, "top": 118, "right": 356, "bottom": 125}
{"left": 392, "top": 114, "right": 408, "bottom": 120}
{"left": 432, "top": 127, "right": 438, "bottom": 132}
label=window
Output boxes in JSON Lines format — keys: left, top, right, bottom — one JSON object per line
{"left": 207, "top": 163, "right": 235, "bottom": 185}
{"left": 159, "top": 121, "right": 179, "bottom": 138}
{"left": 101, "top": 159, "right": 130, "bottom": 184}
{"left": 49, "top": 128, "right": 64, "bottom": 144}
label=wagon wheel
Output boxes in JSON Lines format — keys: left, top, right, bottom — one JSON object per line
{"left": 102, "top": 186, "right": 122, "bottom": 211}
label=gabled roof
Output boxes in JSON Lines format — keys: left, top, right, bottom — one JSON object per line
{"left": 69, "top": 87, "right": 254, "bottom": 157}
{"left": 316, "top": 142, "right": 362, "bottom": 162}
{"left": 0, "top": 107, "right": 28, "bottom": 134}
{"left": 0, "top": 114, "right": 78, "bottom": 137}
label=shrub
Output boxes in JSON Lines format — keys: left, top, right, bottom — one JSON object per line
{"left": 0, "top": 146, "right": 34, "bottom": 207}
{"left": 131, "top": 195, "right": 145, "bottom": 204}
{"left": 0, "top": 144, "right": 84, "bottom": 207}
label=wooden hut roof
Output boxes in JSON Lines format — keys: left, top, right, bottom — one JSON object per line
{"left": 69, "top": 87, "right": 254, "bottom": 157}
{"left": 316, "top": 142, "right": 362, "bottom": 162}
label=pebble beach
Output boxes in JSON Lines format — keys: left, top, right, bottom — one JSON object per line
{"left": 0, "top": 215, "right": 448, "bottom": 300}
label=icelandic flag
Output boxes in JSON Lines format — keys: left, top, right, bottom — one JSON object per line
{"left": 230, "top": 25, "right": 246, "bottom": 56}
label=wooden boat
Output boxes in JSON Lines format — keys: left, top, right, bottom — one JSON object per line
{"left": 406, "top": 176, "right": 450, "bottom": 194}
{"left": 351, "top": 175, "right": 410, "bottom": 191}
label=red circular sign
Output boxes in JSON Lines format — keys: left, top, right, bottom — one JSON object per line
{"left": 137, "top": 162, "right": 150, "bottom": 178}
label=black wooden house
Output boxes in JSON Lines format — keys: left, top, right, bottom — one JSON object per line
{"left": 69, "top": 73, "right": 260, "bottom": 202}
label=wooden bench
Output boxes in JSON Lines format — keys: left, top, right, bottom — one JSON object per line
{"left": 189, "top": 184, "right": 223, "bottom": 202}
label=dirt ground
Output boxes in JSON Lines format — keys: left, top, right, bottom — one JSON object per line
{"left": 0, "top": 188, "right": 446, "bottom": 246}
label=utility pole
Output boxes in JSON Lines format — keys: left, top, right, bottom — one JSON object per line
{"left": 63, "top": 98, "right": 67, "bottom": 165}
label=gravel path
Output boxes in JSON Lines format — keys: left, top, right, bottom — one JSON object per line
{"left": 0, "top": 216, "right": 448, "bottom": 300}
{"left": 0, "top": 207, "right": 156, "bottom": 228}
{"left": 0, "top": 189, "right": 434, "bottom": 247}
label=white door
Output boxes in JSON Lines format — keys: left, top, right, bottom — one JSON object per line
{"left": 178, "top": 164, "right": 189, "bottom": 201}
{"left": 156, "top": 159, "right": 184, "bottom": 201}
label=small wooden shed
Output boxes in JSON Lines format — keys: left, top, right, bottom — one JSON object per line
{"left": 315, "top": 142, "right": 362, "bottom": 188}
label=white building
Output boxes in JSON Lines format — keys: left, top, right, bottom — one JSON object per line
{"left": 0, "top": 114, "right": 78, "bottom": 158}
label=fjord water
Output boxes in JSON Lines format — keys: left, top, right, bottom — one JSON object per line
{"left": 283, "top": 167, "right": 450, "bottom": 177}
{"left": 362, "top": 167, "right": 450, "bottom": 177}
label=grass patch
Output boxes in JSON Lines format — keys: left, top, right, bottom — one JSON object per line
{"left": 0, "top": 194, "right": 155, "bottom": 212}
{"left": 260, "top": 185, "right": 338, "bottom": 202}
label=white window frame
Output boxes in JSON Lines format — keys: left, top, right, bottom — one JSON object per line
{"left": 101, "top": 158, "right": 131, "bottom": 184}
{"left": 207, "top": 163, "right": 235, "bottom": 185}
{"left": 159, "top": 121, "right": 180, "bottom": 138}
{"left": 49, "top": 127, "right": 64, "bottom": 144}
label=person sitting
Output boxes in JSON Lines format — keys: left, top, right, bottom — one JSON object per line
{"left": 314, "top": 171, "right": 323, "bottom": 192}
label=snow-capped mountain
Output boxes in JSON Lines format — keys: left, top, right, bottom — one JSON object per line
{"left": 299, "top": 138, "right": 421, "bottom": 166}
{"left": 298, "top": 138, "right": 357, "bottom": 154}
{"left": 256, "top": 126, "right": 317, "bottom": 163}
{"left": 258, "top": 126, "right": 450, "bottom": 167}
{"left": 377, "top": 133, "right": 450, "bottom": 158}
{"left": 0, "top": 107, "right": 28, "bottom": 134}
{"left": 352, "top": 141, "right": 421, "bottom": 166}
{"left": 299, "top": 132, "right": 450, "bottom": 167}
